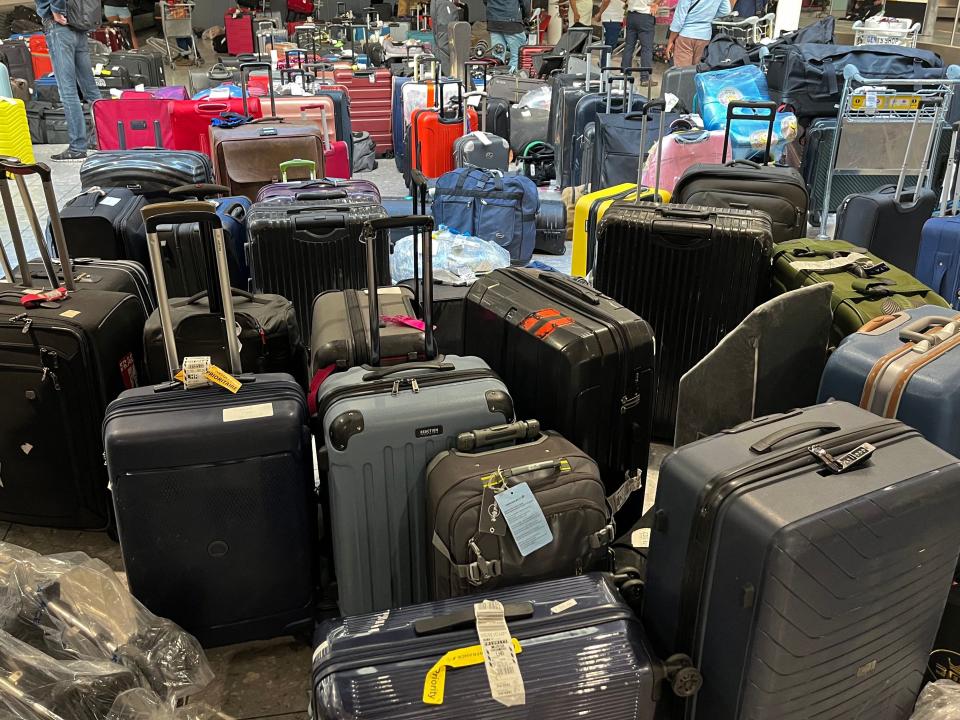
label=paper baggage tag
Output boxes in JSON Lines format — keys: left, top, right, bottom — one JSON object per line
{"left": 422, "top": 638, "right": 522, "bottom": 705}
{"left": 109, "top": 88, "right": 123, "bottom": 98}
{"left": 494, "top": 482, "right": 552, "bottom": 556}
{"left": 178, "top": 356, "right": 212, "bottom": 389}
{"left": 789, "top": 253, "right": 869, "bottom": 273}
{"left": 607, "top": 472, "right": 643, "bottom": 515}
{"left": 474, "top": 600, "right": 525, "bottom": 707}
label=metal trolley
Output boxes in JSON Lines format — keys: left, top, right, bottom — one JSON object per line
{"left": 160, "top": 1, "right": 201, "bottom": 67}
{"left": 852, "top": 15, "right": 921, "bottom": 47}
{"left": 711, "top": 12, "right": 776, "bottom": 46}
{"left": 818, "top": 64, "right": 960, "bottom": 235}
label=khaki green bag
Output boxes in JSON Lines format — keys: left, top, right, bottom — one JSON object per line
{"left": 772, "top": 239, "right": 949, "bottom": 345}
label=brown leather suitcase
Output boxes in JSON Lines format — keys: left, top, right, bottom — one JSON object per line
{"left": 209, "top": 121, "right": 326, "bottom": 201}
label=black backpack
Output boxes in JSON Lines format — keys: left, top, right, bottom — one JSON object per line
{"left": 697, "top": 34, "right": 752, "bottom": 71}
{"left": 66, "top": 0, "right": 104, "bottom": 31}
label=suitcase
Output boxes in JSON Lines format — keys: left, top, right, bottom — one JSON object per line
{"left": 108, "top": 49, "right": 165, "bottom": 87}
{"left": 509, "top": 102, "right": 550, "bottom": 155}
{"left": 32, "top": 74, "right": 61, "bottom": 102}
{"left": 93, "top": 63, "right": 133, "bottom": 92}
{"left": 589, "top": 90, "right": 671, "bottom": 192}
{"left": 463, "top": 267, "right": 654, "bottom": 529}
{"left": 593, "top": 121, "right": 774, "bottom": 439}
{"left": 519, "top": 43, "right": 553, "bottom": 74}
{"left": 318, "top": 106, "right": 352, "bottom": 178}
{"left": 255, "top": 177, "right": 381, "bottom": 203}
{"left": 393, "top": 57, "right": 444, "bottom": 173}
{"left": 189, "top": 62, "right": 243, "bottom": 97}
{"left": 311, "top": 573, "right": 691, "bottom": 720}
{"left": 121, "top": 86, "right": 190, "bottom": 100}
{"left": 0, "top": 97, "right": 34, "bottom": 164}
{"left": 818, "top": 306, "right": 960, "bottom": 456}
{"left": 80, "top": 149, "right": 214, "bottom": 196}
{"left": 28, "top": 33, "right": 51, "bottom": 78}
{"left": 0, "top": 38, "right": 33, "bottom": 86}
{"left": 640, "top": 128, "right": 726, "bottom": 196}
{"left": 672, "top": 101, "right": 809, "bottom": 245}
{"left": 0, "top": 158, "right": 147, "bottom": 529}
{"left": 918, "top": 215, "right": 960, "bottom": 309}
{"left": 225, "top": 7, "right": 257, "bottom": 55}
{"left": 486, "top": 72, "right": 546, "bottom": 104}
{"left": 0, "top": 60, "right": 12, "bottom": 98}
{"left": 535, "top": 199, "right": 566, "bottom": 255}
{"left": 314, "top": 86, "right": 354, "bottom": 156}
{"left": 398, "top": 279, "right": 468, "bottom": 355}
{"left": 333, "top": 67, "right": 393, "bottom": 155}
{"left": 411, "top": 84, "right": 478, "bottom": 179}
{"left": 92, "top": 96, "right": 176, "bottom": 151}
{"left": 170, "top": 96, "right": 264, "bottom": 155}
{"left": 103, "top": 201, "right": 316, "bottom": 647}
{"left": 772, "top": 238, "right": 950, "bottom": 346}
{"left": 26, "top": 99, "right": 96, "bottom": 145}
{"left": 453, "top": 91, "right": 509, "bottom": 171}
{"left": 643, "top": 401, "right": 960, "bottom": 720}
{"left": 547, "top": 62, "right": 601, "bottom": 189}
{"left": 661, "top": 64, "right": 697, "bottom": 112}
{"left": 52, "top": 187, "right": 150, "bottom": 270}
{"left": 316, "top": 215, "right": 515, "bottom": 615}
{"left": 246, "top": 197, "right": 390, "bottom": 335}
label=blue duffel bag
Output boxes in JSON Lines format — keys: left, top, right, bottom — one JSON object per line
{"left": 432, "top": 168, "right": 540, "bottom": 265}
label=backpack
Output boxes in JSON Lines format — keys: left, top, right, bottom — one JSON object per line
{"left": 433, "top": 168, "right": 540, "bottom": 264}
{"left": 697, "top": 34, "right": 752, "bottom": 72}
{"left": 66, "top": 0, "right": 103, "bottom": 31}
{"left": 351, "top": 131, "right": 378, "bottom": 173}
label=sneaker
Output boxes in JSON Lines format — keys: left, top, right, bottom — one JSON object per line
{"left": 51, "top": 149, "right": 87, "bottom": 161}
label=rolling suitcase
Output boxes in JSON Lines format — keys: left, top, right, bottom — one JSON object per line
{"left": 661, "top": 64, "right": 697, "bottom": 112}
{"left": 316, "top": 215, "right": 514, "bottom": 615}
{"left": 509, "top": 102, "right": 550, "bottom": 154}
{"left": 92, "top": 96, "right": 176, "bottom": 151}
{"left": 411, "top": 83, "right": 478, "bottom": 179}
{"left": 319, "top": 106, "right": 351, "bottom": 178}
{"left": 0, "top": 38, "right": 33, "bottom": 86}
{"left": 453, "top": 91, "right": 509, "bottom": 171}
{"left": 333, "top": 66, "right": 393, "bottom": 155}
{"left": 121, "top": 86, "right": 190, "bottom": 100}
{"left": 643, "top": 401, "right": 960, "bottom": 720}
{"left": 52, "top": 187, "right": 150, "bottom": 270}
{"left": 108, "top": 49, "right": 165, "bottom": 87}
{"left": 640, "top": 129, "right": 727, "bottom": 197}
{"left": 255, "top": 177, "right": 381, "bottom": 203}
{"left": 917, "top": 214, "right": 960, "bottom": 309}
{"left": 772, "top": 238, "right": 949, "bottom": 346}
{"left": 593, "top": 103, "right": 774, "bottom": 439}
{"left": 225, "top": 7, "right": 257, "bottom": 55}
{"left": 535, "top": 199, "right": 567, "bottom": 254}
{"left": 486, "top": 72, "right": 546, "bottom": 104}
{"left": 672, "top": 101, "right": 809, "bottom": 245}
{"left": 463, "top": 267, "right": 655, "bottom": 530}
{"left": 0, "top": 158, "right": 147, "bottom": 529}
{"left": 0, "top": 96, "right": 34, "bottom": 164}
{"left": 188, "top": 62, "right": 242, "bottom": 96}
{"left": 80, "top": 149, "right": 214, "bottom": 196}
{"left": 311, "top": 573, "right": 690, "bottom": 720}
{"left": 818, "top": 306, "right": 960, "bottom": 456}
{"left": 103, "top": 200, "right": 316, "bottom": 647}
{"left": 169, "top": 96, "right": 264, "bottom": 155}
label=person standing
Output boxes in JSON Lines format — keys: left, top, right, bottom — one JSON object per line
{"left": 666, "top": 0, "right": 730, "bottom": 67}
{"left": 566, "top": 0, "right": 593, "bottom": 28}
{"left": 430, "top": 0, "right": 462, "bottom": 75}
{"left": 620, "top": 0, "right": 657, "bottom": 79}
{"left": 35, "top": 0, "right": 102, "bottom": 160}
{"left": 487, "top": 0, "right": 531, "bottom": 73}
{"left": 103, "top": 2, "right": 139, "bottom": 49}
{"left": 593, "top": 0, "right": 624, "bottom": 66}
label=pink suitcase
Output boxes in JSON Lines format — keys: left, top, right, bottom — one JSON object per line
{"left": 93, "top": 96, "right": 176, "bottom": 150}
{"left": 121, "top": 86, "right": 190, "bottom": 100}
{"left": 333, "top": 67, "right": 393, "bottom": 156}
{"left": 169, "top": 97, "right": 263, "bottom": 155}
{"left": 641, "top": 129, "right": 726, "bottom": 194}
{"left": 319, "top": 106, "right": 350, "bottom": 179}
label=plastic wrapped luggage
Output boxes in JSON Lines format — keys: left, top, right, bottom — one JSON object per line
{"left": 463, "top": 267, "right": 655, "bottom": 531}
{"left": 643, "top": 401, "right": 960, "bottom": 720}
{"left": 80, "top": 149, "right": 214, "bottom": 196}
{"left": 0, "top": 158, "right": 147, "bottom": 529}
{"left": 315, "top": 215, "right": 515, "bottom": 614}
{"left": 103, "top": 201, "right": 316, "bottom": 647}
{"left": 92, "top": 96, "right": 175, "bottom": 151}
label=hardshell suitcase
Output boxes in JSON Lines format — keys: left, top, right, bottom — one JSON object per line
{"left": 818, "top": 307, "right": 960, "bottom": 456}
{"left": 661, "top": 64, "right": 697, "bottom": 112}
{"left": 103, "top": 201, "right": 316, "bottom": 647}
{"left": 312, "top": 573, "right": 684, "bottom": 720}
{"left": 92, "top": 96, "right": 176, "bottom": 151}
{"left": 255, "top": 177, "right": 381, "bottom": 203}
{"left": 643, "top": 401, "right": 960, "bottom": 720}
{"left": 169, "top": 96, "right": 264, "bottom": 155}
{"left": 411, "top": 83, "right": 478, "bottom": 179}
{"left": 640, "top": 129, "right": 727, "bottom": 196}
{"left": 509, "top": 102, "right": 550, "bottom": 154}
{"left": 917, "top": 214, "right": 960, "bottom": 309}
{"left": 463, "top": 268, "right": 654, "bottom": 529}
{"left": 80, "top": 149, "right": 214, "bottom": 196}
{"left": 0, "top": 97, "right": 34, "bottom": 164}
{"left": 316, "top": 215, "right": 514, "bottom": 615}
{"left": 333, "top": 67, "right": 393, "bottom": 155}
{"left": 225, "top": 7, "right": 257, "bottom": 55}
{"left": 0, "top": 159, "right": 146, "bottom": 529}
{"left": 453, "top": 91, "right": 509, "bottom": 171}
{"left": 772, "top": 239, "right": 950, "bottom": 346}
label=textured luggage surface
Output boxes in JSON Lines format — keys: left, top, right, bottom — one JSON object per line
{"left": 255, "top": 177, "right": 381, "bottom": 203}
{"left": 918, "top": 215, "right": 960, "bottom": 309}
{"left": 818, "top": 307, "right": 960, "bottom": 456}
{"left": 93, "top": 96, "right": 175, "bottom": 151}
{"left": 644, "top": 401, "right": 960, "bottom": 720}
{"left": 333, "top": 67, "right": 393, "bottom": 155}
{"left": 80, "top": 149, "right": 214, "bottom": 195}
{"left": 594, "top": 202, "right": 773, "bottom": 438}
{"left": 312, "top": 573, "right": 661, "bottom": 720}
{"left": 0, "top": 97, "right": 34, "bottom": 164}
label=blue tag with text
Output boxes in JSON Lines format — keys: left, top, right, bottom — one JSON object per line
{"left": 494, "top": 482, "right": 553, "bottom": 557}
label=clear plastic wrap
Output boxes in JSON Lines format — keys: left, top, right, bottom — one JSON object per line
{"left": 107, "top": 690, "right": 229, "bottom": 720}
{"left": 518, "top": 85, "right": 552, "bottom": 110}
{"left": 390, "top": 227, "right": 512, "bottom": 284}
{"left": 911, "top": 680, "right": 960, "bottom": 720}
{"left": 0, "top": 543, "right": 212, "bottom": 704}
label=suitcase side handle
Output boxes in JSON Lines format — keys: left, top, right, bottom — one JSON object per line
{"left": 456, "top": 420, "right": 541, "bottom": 451}
{"left": 413, "top": 602, "right": 535, "bottom": 636}
{"left": 169, "top": 183, "right": 231, "bottom": 200}
{"left": 899, "top": 315, "right": 960, "bottom": 344}
{"left": 749, "top": 422, "right": 841, "bottom": 454}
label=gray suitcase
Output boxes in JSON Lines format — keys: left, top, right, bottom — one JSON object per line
{"left": 509, "top": 103, "right": 550, "bottom": 154}
{"left": 188, "top": 62, "right": 241, "bottom": 96}
{"left": 453, "top": 91, "right": 510, "bottom": 172}
{"left": 316, "top": 214, "right": 515, "bottom": 615}
{"left": 643, "top": 401, "right": 960, "bottom": 720}
{"left": 486, "top": 73, "right": 546, "bottom": 104}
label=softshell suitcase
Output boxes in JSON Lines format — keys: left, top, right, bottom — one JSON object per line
{"left": 104, "top": 201, "right": 316, "bottom": 647}
{"left": 53, "top": 187, "right": 150, "bottom": 270}
{"left": 80, "top": 149, "right": 214, "bottom": 196}
{"left": 643, "top": 401, "right": 960, "bottom": 720}
{"left": 92, "top": 96, "right": 176, "bottom": 151}
{"left": 917, "top": 215, "right": 960, "bottom": 309}
{"left": 225, "top": 7, "right": 257, "bottom": 55}
{"left": 818, "top": 307, "right": 960, "bottom": 456}
{"left": 312, "top": 573, "right": 685, "bottom": 720}
{"left": 316, "top": 215, "right": 514, "bottom": 615}
{"left": 255, "top": 177, "right": 381, "bottom": 203}
{"left": 0, "top": 39, "right": 33, "bottom": 85}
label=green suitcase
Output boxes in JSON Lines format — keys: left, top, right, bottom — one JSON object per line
{"left": 772, "top": 239, "right": 949, "bottom": 345}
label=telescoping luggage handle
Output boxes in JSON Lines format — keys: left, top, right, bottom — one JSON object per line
{"left": 141, "top": 202, "right": 242, "bottom": 381}
{"left": 239, "top": 60, "right": 276, "bottom": 119}
{"left": 0, "top": 157, "right": 75, "bottom": 292}
{"left": 583, "top": 44, "right": 612, "bottom": 92}
{"left": 721, "top": 100, "right": 777, "bottom": 165}
{"left": 463, "top": 90, "right": 488, "bottom": 134}
{"left": 634, "top": 99, "right": 666, "bottom": 204}
{"left": 414, "top": 53, "right": 440, "bottom": 82}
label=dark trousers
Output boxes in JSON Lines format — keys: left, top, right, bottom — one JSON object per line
{"left": 622, "top": 10, "right": 655, "bottom": 75}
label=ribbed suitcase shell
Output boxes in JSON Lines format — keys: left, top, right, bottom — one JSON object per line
{"left": 594, "top": 202, "right": 773, "bottom": 438}
{"left": 333, "top": 68, "right": 393, "bottom": 155}
{"left": 917, "top": 215, "right": 960, "bottom": 309}
{"left": 0, "top": 97, "right": 34, "bottom": 164}
{"left": 643, "top": 401, "right": 960, "bottom": 720}
{"left": 818, "top": 306, "right": 960, "bottom": 456}
{"left": 80, "top": 149, "right": 214, "bottom": 195}
{"left": 316, "top": 356, "right": 513, "bottom": 615}
{"left": 312, "top": 573, "right": 659, "bottom": 720}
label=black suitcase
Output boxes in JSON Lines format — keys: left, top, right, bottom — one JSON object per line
{"left": 535, "top": 198, "right": 567, "bottom": 254}
{"left": 103, "top": 201, "right": 316, "bottom": 647}
{"left": 94, "top": 63, "right": 134, "bottom": 91}
{"left": 643, "top": 401, "right": 960, "bottom": 720}
{"left": 0, "top": 158, "right": 148, "bottom": 529}
{"left": 80, "top": 149, "right": 214, "bottom": 196}
{"left": 108, "top": 49, "right": 166, "bottom": 87}
{"left": 463, "top": 267, "right": 655, "bottom": 530}
{"left": 0, "top": 38, "right": 33, "bottom": 84}
{"left": 51, "top": 187, "right": 150, "bottom": 269}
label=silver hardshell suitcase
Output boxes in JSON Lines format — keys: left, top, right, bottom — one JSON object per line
{"left": 316, "top": 214, "right": 514, "bottom": 616}
{"left": 453, "top": 91, "right": 510, "bottom": 172}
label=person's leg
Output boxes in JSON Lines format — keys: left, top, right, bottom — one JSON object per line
{"left": 74, "top": 26, "right": 103, "bottom": 107}
{"left": 637, "top": 12, "right": 655, "bottom": 79}
{"left": 621, "top": 12, "right": 639, "bottom": 70}
{"left": 489, "top": 30, "right": 507, "bottom": 65}
{"left": 672, "top": 34, "right": 694, "bottom": 67}
{"left": 506, "top": 32, "right": 526, "bottom": 73}
{"left": 603, "top": 20, "right": 620, "bottom": 49}
{"left": 45, "top": 24, "right": 88, "bottom": 155}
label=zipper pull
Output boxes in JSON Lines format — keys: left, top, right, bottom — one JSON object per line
{"left": 258, "top": 324, "right": 267, "bottom": 347}
{"left": 9, "top": 312, "right": 27, "bottom": 325}
{"left": 21, "top": 318, "right": 33, "bottom": 335}
{"left": 411, "top": 378, "right": 420, "bottom": 393}
{"left": 391, "top": 379, "right": 400, "bottom": 396}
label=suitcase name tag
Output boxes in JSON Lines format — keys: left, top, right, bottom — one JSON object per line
{"left": 789, "top": 253, "right": 870, "bottom": 273}
{"left": 494, "top": 482, "right": 554, "bottom": 556}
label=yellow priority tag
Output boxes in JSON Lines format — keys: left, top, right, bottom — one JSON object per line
{"left": 174, "top": 365, "right": 241, "bottom": 394}
{"left": 423, "top": 638, "right": 522, "bottom": 705}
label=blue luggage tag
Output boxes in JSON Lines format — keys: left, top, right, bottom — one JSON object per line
{"left": 494, "top": 482, "right": 553, "bottom": 557}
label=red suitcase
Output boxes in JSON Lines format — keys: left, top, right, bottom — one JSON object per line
{"left": 519, "top": 44, "right": 553, "bottom": 75}
{"left": 333, "top": 67, "right": 393, "bottom": 156}
{"left": 29, "top": 34, "right": 52, "bottom": 78}
{"left": 319, "top": 105, "right": 351, "bottom": 178}
{"left": 411, "top": 84, "right": 477, "bottom": 178}
{"left": 170, "top": 97, "right": 264, "bottom": 154}
{"left": 224, "top": 8, "right": 256, "bottom": 55}
{"left": 287, "top": 0, "right": 315, "bottom": 12}
{"left": 92, "top": 96, "right": 176, "bottom": 150}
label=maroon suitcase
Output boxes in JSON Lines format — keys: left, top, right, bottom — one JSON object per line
{"left": 333, "top": 67, "right": 393, "bottom": 157}
{"left": 224, "top": 8, "right": 256, "bottom": 55}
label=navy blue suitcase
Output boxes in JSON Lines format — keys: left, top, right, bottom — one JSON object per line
{"left": 311, "top": 573, "right": 696, "bottom": 719}
{"left": 392, "top": 74, "right": 412, "bottom": 172}
{"left": 918, "top": 215, "right": 960, "bottom": 309}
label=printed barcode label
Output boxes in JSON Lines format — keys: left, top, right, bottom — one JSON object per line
{"left": 474, "top": 600, "right": 525, "bottom": 707}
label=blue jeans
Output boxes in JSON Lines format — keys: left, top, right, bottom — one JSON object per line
{"left": 45, "top": 21, "right": 100, "bottom": 151}
{"left": 490, "top": 31, "right": 527, "bottom": 73}
{"left": 602, "top": 20, "right": 621, "bottom": 65}
{"left": 622, "top": 11, "right": 655, "bottom": 75}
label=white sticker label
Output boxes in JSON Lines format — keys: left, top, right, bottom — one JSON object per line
{"left": 474, "top": 600, "right": 525, "bottom": 707}
{"left": 222, "top": 402, "right": 274, "bottom": 423}
{"left": 789, "top": 253, "right": 870, "bottom": 273}
{"left": 209, "top": 86, "right": 232, "bottom": 99}
{"left": 20, "top": 443, "right": 32, "bottom": 455}
{"left": 550, "top": 598, "right": 577, "bottom": 614}
{"left": 100, "top": 196, "right": 121, "bottom": 207}
{"left": 135, "top": 83, "right": 145, "bottom": 92}
{"left": 632, "top": 528, "right": 651, "bottom": 549}
{"left": 59, "top": 310, "right": 81, "bottom": 318}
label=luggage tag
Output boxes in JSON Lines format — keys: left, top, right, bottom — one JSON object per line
{"left": 494, "top": 481, "right": 553, "bottom": 556}
{"left": 422, "top": 637, "right": 522, "bottom": 705}
{"left": 478, "top": 469, "right": 508, "bottom": 537}
{"left": 174, "top": 356, "right": 242, "bottom": 393}
{"left": 474, "top": 599, "right": 526, "bottom": 707}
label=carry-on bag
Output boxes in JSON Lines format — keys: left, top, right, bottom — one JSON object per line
{"left": 80, "top": 149, "right": 214, "bottom": 196}
{"left": 188, "top": 62, "right": 242, "bottom": 96}
{"left": 643, "top": 401, "right": 960, "bottom": 720}
{"left": 917, "top": 214, "right": 960, "bottom": 310}
{"left": 661, "top": 64, "right": 696, "bottom": 112}
{"left": 318, "top": 106, "right": 351, "bottom": 178}
{"left": 0, "top": 158, "right": 147, "bottom": 529}
{"left": 108, "top": 49, "right": 165, "bottom": 87}
{"left": 92, "top": 95, "right": 176, "bottom": 151}
{"left": 316, "top": 214, "right": 514, "bottom": 615}
{"left": 255, "top": 176, "right": 381, "bottom": 203}
{"left": 225, "top": 7, "right": 257, "bottom": 55}
{"left": 463, "top": 267, "right": 655, "bottom": 530}
{"left": 52, "top": 186, "right": 150, "bottom": 270}
{"left": 0, "top": 96, "right": 34, "bottom": 164}
{"left": 104, "top": 200, "right": 316, "bottom": 647}
{"left": 0, "top": 38, "right": 34, "bottom": 85}
{"left": 593, "top": 102, "right": 774, "bottom": 439}
{"left": 453, "top": 91, "right": 509, "bottom": 171}
{"left": 169, "top": 96, "right": 264, "bottom": 155}
{"left": 486, "top": 72, "right": 546, "bottom": 103}
{"left": 772, "top": 238, "right": 950, "bottom": 346}
{"left": 672, "top": 101, "right": 809, "bottom": 244}
{"left": 818, "top": 307, "right": 960, "bottom": 456}
{"left": 535, "top": 199, "right": 567, "bottom": 254}
{"left": 312, "top": 573, "right": 696, "bottom": 720}
{"left": 411, "top": 81, "right": 478, "bottom": 179}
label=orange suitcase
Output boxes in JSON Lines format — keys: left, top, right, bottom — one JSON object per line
{"left": 410, "top": 83, "right": 477, "bottom": 179}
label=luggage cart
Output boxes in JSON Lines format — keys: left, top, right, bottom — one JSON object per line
{"left": 852, "top": 15, "right": 920, "bottom": 46}
{"left": 711, "top": 12, "right": 776, "bottom": 45}
{"left": 818, "top": 64, "right": 960, "bottom": 235}
{"left": 160, "top": 1, "right": 200, "bottom": 67}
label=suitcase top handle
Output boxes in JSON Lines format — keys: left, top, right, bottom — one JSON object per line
{"left": 362, "top": 361, "right": 455, "bottom": 381}
{"left": 456, "top": 420, "right": 541, "bottom": 452}
{"left": 413, "top": 602, "right": 534, "bottom": 636}
{"left": 750, "top": 421, "right": 841, "bottom": 454}
{"left": 899, "top": 315, "right": 960, "bottom": 344}
{"left": 721, "top": 100, "right": 777, "bottom": 165}
{"left": 169, "top": 183, "right": 230, "bottom": 200}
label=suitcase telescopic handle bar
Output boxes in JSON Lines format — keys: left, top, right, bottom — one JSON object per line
{"left": 141, "top": 202, "right": 242, "bottom": 381}
{"left": 414, "top": 53, "right": 440, "bottom": 82}
{"left": 632, "top": 99, "right": 667, "bottom": 203}
{"left": 239, "top": 60, "right": 276, "bottom": 118}
{"left": 612, "top": 66, "right": 653, "bottom": 113}
{"left": 721, "top": 100, "right": 777, "bottom": 165}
